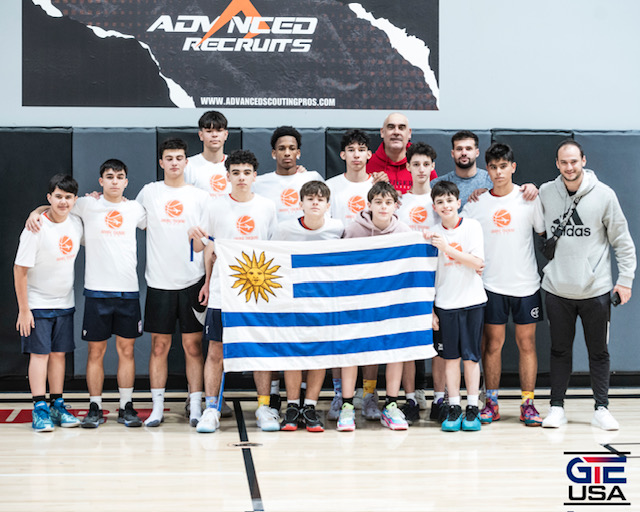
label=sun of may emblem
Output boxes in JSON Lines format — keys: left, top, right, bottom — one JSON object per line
{"left": 229, "top": 251, "right": 283, "bottom": 303}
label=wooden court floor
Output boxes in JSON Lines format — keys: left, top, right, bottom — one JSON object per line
{"left": 0, "top": 389, "right": 638, "bottom": 512}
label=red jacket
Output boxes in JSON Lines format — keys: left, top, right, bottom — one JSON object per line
{"left": 367, "top": 142, "right": 438, "bottom": 194}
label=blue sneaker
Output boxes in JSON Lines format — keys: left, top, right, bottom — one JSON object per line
{"left": 441, "top": 405, "right": 463, "bottom": 432}
{"left": 32, "top": 402, "right": 54, "bottom": 432}
{"left": 50, "top": 399, "right": 81, "bottom": 428}
{"left": 462, "top": 405, "right": 482, "bottom": 431}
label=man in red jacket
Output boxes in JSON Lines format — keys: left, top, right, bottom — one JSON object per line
{"left": 367, "top": 113, "right": 438, "bottom": 194}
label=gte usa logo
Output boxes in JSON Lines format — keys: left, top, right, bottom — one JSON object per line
{"left": 565, "top": 452, "right": 630, "bottom": 507}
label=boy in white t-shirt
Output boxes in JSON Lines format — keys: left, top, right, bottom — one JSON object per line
{"left": 190, "top": 149, "right": 280, "bottom": 433}
{"left": 15, "top": 174, "right": 83, "bottom": 432}
{"left": 26, "top": 160, "right": 147, "bottom": 428}
{"left": 136, "top": 139, "right": 210, "bottom": 428}
{"left": 424, "top": 180, "right": 487, "bottom": 432}
{"left": 462, "top": 143, "right": 546, "bottom": 427}
{"left": 184, "top": 110, "right": 231, "bottom": 198}
{"left": 274, "top": 181, "right": 344, "bottom": 433}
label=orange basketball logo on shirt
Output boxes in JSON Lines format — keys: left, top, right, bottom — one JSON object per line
{"left": 209, "top": 174, "right": 227, "bottom": 193}
{"left": 409, "top": 206, "right": 428, "bottom": 224}
{"left": 492, "top": 209, "right": 512, "bottom": 228}
{"left": 105, "top": 210, "right": 123, "bottom": 229}
{"left": 165, "top": 200, "right": 184, "bottom": 218}
{"left": 446, "top": 242, "right": 462, "bottom": 261}
{"left": 280, "top": 188, "right": 299, "bottom": 207}
{"left": 348, "top": 196, "right": 366, "bottom": 213}
{"left": 59, "top": 236, "right": 73, "bottom": 255}
{"left": 236, "top": 215, "right": 255, "bottom": 235}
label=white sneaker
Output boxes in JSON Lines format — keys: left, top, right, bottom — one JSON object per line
{"left": 362, "top": 393, "right": 381, "bottom": 420}
{"left": 591, "top": 406, "right": 619, "bottom": 431}
{"left": 353, "top": 388, "right": 364, "bottom": 410}
{"left": 542, "top": 406, "right": 567, "bottom": 428}
{"left": 256, "top": 405, "right": 280, "bottom": 431}
{"left": 196, "top": 407, "right": 221, "bottom": 433}
{"left": 415, "top": 389, "right": 428, "bottom": 410}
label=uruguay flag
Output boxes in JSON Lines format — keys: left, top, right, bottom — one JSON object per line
{"left": 216, "top": 231, "right": 438, "bottom": 372}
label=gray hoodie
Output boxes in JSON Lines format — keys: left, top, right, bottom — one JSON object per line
{"left": 539, "top": 169, "right": 636, "bottom": 299}
{"left": 343, "top": 211, "right": 411, "bottom": 238}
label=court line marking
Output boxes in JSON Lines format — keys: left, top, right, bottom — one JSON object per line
{"left": 234, "top": 399, "right": 265, "bottom": 512}
{"left": 0, "top": 471, "right": 244, "bottom": 477}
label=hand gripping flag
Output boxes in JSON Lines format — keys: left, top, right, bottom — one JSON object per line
{"left": 216, "top": 231, "right": 437, "bottom": 372}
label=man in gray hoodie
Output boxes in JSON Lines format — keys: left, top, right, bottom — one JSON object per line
{"left": 539, "top": 140, "right": 636, "bottom": 431}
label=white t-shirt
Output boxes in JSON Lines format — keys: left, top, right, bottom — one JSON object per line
{"left": 326, "top": 173, "right": 372, "bottom": 227}
{"left": 207, "top": 193, "right": 278, "bottom": 308}
{"left": 431, "top": 218, "right": 487, "bottom": 310}
{"left": 397, "top": 192, "right": 437, "bottom": 232}
{"left": 73, "top": 196, "right": 146, "bottom": 293}
{"left": 273, "top": 217, "right": 344, "bottom": 241}
{"left": 136, "top": 182, "right": 209, "bottom": 290}
{"left": 15, "top": 212, "right": 83, "bottom": 309}
{"left": 462, "top": 188, "right": 545, "bottom": 297}
{"left": 184, "top": 153, "right": 230, "bottom": 198}
{"left": 253, "top": 171, "right": 324, "bottom": 222}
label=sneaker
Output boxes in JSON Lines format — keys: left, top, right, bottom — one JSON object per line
{"left": 542, "top": 406, "right": 567, "bottom": 428}
{"left": 400, "top": 399, "right": 420, "bottom": 425}
{"left": 520, "top": 399, "right": 542, "bottom": 427}
{"left": 196, "top": 407, "right": 221, "bottom": 433}
{"left": 441, "top": 405, "right": 463, "bottom": 432}
{"left": 269, "top": 393, "right": 282, "bottom": 413}
{"left": 415, "top": 389, "right": 428, "bottom": 410}
{"left": 480, "top": 401, "right": 500, "bottom": 424}
{"left": 337, "top": 403, "right": 356, "bottom": 432}
{"left": 50, "top": 399, "right": 81, "bottom": 428}
{"left": 221, "top": 400, "right": 233, "bottom": 418}
{"left": 256, "top": 404, "right": 280, "bottom": 432}
{"left": 81, "top": 402, "right": 104, "bottom": 429}
{"left": 429, "top": 398, "right": 445, "bottom": 422}
{"left": 362, "top": 393, "right": 381, "bottom": 421}
{"left": 462, "top": 405, "right": 482, "bottom": 431}
{"left": 353, "top": 388, "right": 364, "bottom": 410}
{"left": 381, "top": 402, "right": 408, "bottom": 430}
{"left": 280, "top": 403, "right": 301, "bottom": 431}
{"left": 118, "top": 402, "right": 142, "bottom": 428}
{"left": 184, "top": 397, "right": 191, "bottom": 417}
{"left": 301, "top": 405, "right": 324, "bottom": 432}
{"left": 591, "top": 406, "right": 619, "bottom": 431}
{"left": 327, "top": 394, "right": 343, "bottom": 421}
{"left": 32, "top": 403, "right": 54, "bottom": 432}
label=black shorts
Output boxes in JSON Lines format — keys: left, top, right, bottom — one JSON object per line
{"left": 22, "top": 310, "right": 75, "bottom": 355}
{"left": 82, "top": 297, "right": 143, "bottom": 341}
{"left": 434, "top": 304, "right": 485, "bottom": 362}
{"left": 204, "top": 308, "right": 223, "bottom": 342}
{"left": 144, "top": 277, "right": 206, "bottom": 334}
{"left": 484, "top": 289, "right": 543, "bottom": 325}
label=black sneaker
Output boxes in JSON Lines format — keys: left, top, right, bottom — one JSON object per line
{"left": 280, "top": 403, "right": 301, "bottom": 431}
{"left": 118, "top": 402, "right": 142, "bottom": 427}
{"left": 301, "top": 405, "right": 324, "bottom": 432}
{"left": 400, "top": 399, "right": 420, "bottom": 425}
{"left": 429, "top": 398, "right": 444, "bottom": 422}
{"left": 81, "top": 402, "right": 104, "bottom": 429}
{"left": 270, "top": 393, "right": 282, "bottom": 412}
{"left": 462, "top": 405, "right": 481, "bottom": 431}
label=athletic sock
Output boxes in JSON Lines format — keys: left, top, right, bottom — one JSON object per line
{"left": 270, "top": 380, "right": 280, "bottom": 394}
{"left": 33, "top": 395, "right": 46, "bottom": 405}
{"left": 467, "top": 395, "right": 479, "bottom": 407}
{"left": 50, "top": 393, "right": 62, "bottom": 406}
{"left": 385, "top": 396, "right": 398, "bottom": 407}
{"left": 486, "top": 389, "right": 499, "bottom": 405}
{"left": 205, "top": 396, "right": 219, "bottom": 409}
{"left": 257, "top": 395, "right": 270, "bottom": 408}
{"left": 288, "top": 399, "right": 300, "bottom": 407}
{"left": 144, "top": 388, "right": 165, "bottom": 426}
{"left": 189, "top": 392, "right": 203, "bottom": 422}
{"left": 434, "top": 391, "right": 445, "bottom": 402}
{"left": 363, "top": 379, "right": 377, "bottom": 397}
{"left": 90, "top": 396, "right": 103, "bottom": 408}
{"left": 304, "top": 398, "right": 318, "bottom": 407}
{"left": 449, "top": 396, "right": 461, "bottom": 406}
{"left": 521, "top": 391, "right": 535, "bottom": 404}
{"left": 332, "top": 378, "right": 342, "bottom": 396}
{"left": 406, "top": 392, "right": 416, "bottom": 403}
{"left": 343, "top": 397, "right": 354, "bottom": 406}
{"left": 119, "top": 387, "right": 133, "bottom": 409}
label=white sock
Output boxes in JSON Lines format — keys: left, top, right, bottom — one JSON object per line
{"left": 406, "top": 392, "right": 416, "bottom": 403}
{"left": 467, "top": 395, "right": 479, "bottom": 407}
{"left": 89, "top": 396, "right": 102, "bottom": 408}
{"left": 304, "top": 398, "right": 317, "bottom": 407}
{"left": 449, "top": 396, "right": 461, "bottom": 406}
{"left": 119, "top": 387, "right": 133, "bottom": 409}
{"left": 288, "top": 399, "right": 300, "bottom": 406}
{"left": 270, "top": 380, "right": 280, "bottom": 394}
{"left": 190, "top": 392, "right": 203, "bottom": 420}
{"left": 144, "top": 388, "right": 165, "bottom": 426}
{"left": 434, "top": 391, "right": 445, "bottom": 402}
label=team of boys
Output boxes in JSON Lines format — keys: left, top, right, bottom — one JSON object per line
{"left": 15, "top": 111, "right": 634, "bottom": 435}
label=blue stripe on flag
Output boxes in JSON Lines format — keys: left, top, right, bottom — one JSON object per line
{"left": 224, "top": 330, "right": 432, "bottom": 359}
{"left": 291, "top": 243, "right": 437, "bottom": 268}
{"left": 223, "top": 301, "right": 432, "bottom": 328}
{"left": 293, "top": 271, "right": 435, "bottom": 298}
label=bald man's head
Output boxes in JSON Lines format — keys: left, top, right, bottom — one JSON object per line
{"left": 381, "top": 113, "right": 411, "bottom": 155}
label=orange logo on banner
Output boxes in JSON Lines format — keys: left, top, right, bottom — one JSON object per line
{"left": 236, "top": 215, "right": 255, "bottom": 235}
{"left": 165, "top": 200, "right": 184, "bottom": 218}
{"left": 105, "top": 210, "right": 123, "bottom": 229}
{"left": 446, "top": 242, "right": 462, "bottom": 261}
{"left": 348, "top": 196, "right": 365, "bottom": 214}
{"left": 210, "top": 174, "right": 227, "bottom": 193}
{"left": 409, "top": 206, "right": 428, "bottom": 224}
{"left": 59, "top": 236, "right": 73, "bottom": 255}
{"left": 198, "top": 0, "right": 269, "bottom": 45}
{"left": 280, "top": 188, "right": 299, "bottom": 207}
{"left": 492, "top": 209, "right": 511, "bottom": 228}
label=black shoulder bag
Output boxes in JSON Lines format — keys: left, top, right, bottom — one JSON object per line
{"left": 542, "top": 196, "right": 581, "bottom": 260}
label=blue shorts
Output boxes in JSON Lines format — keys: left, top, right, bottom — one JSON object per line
{"left": 434, "top": 304, "right": 485, "bottom": 362}
{"left": 204, "top": 308, "right": 223, "bottom": 342}
{"left": 82, "top": 297, "right": 143, "bottom": 341}
{"left": 22, "top": 309, "right": 75, "bottom": 355}
{"left": 484, "top": 289, "right": 543, "bottom": 325}
{"left": 144, "top": 277, "right": 206, "bottom": 334}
